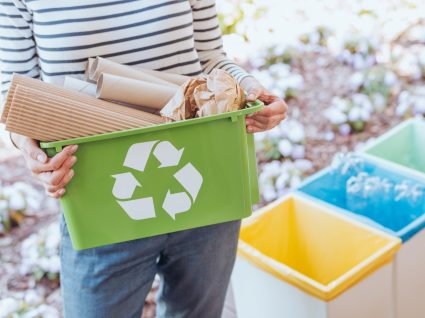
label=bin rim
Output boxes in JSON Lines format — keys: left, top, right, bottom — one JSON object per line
{"left": 238, "top": 192, "right": 401, "bottom": 301}
{"left": 358, "top": 117, "right": 425, "bottom": 181}
{"left": 40, "top": 100, "right": 264, "bottom": 150}
{"left": 296, "top": 160, "right": 425, "bottom": 241}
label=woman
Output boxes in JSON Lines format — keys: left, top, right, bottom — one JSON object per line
{"left": 0, "top": 0, "right": 287, "bottom": 317}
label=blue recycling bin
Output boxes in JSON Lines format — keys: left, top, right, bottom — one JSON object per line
{"left": 297, "top": 159, "right": 425, "bottom": 242}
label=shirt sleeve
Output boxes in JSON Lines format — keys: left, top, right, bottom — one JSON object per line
{"left": 0, "top": 0, "right": 39, "bottom": 102}
{"left": 190, "top": 0, "right": 253, "bottom": 84}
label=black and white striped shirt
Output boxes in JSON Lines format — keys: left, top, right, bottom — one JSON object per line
{"left": 0, "top": 0, "right": 251, "bottom": 99}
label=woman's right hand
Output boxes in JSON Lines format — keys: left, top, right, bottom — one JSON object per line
{"left": 12, "top": 134, "right": 78, "bottom": 198}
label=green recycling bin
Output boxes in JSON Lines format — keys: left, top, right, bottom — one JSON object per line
{"left": 41, "top": 102, "right": 263, "bottom": 250}
{"left": 361, "top": 118, "right": 425, "bottom": 177}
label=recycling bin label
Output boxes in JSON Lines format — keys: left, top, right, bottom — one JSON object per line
{"left": 112, "top": 140, "right": 203, "bottom": 221}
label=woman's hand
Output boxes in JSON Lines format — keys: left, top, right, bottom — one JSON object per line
{"left": 242, "top": 78, "right": 288, "bottom": 133}
{"left": 12, "top": 134, "right": 78, "bottom": 198}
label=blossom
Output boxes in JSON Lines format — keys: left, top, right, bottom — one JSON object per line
{"left": 339, "top": 123, "right": 352, "bottom": 136}
{"left": 395, "top": 87, "right": 425, "bottom": 118}
{"left": 258, "top": 159, "right": 313, "bottom": 202}
{"left": 291, "top": 145, "right": 306, "bottom": 160}
{"left": 0, "top": 298, "right": 20, "bottom": 318}
{"left": 20, "top": 222, "right": 61, "bottom": 281}
{"left": 278, "top": 139, "right": 293, "bottom": 157}
{"left": 325, "top": 107, "right": 348, "bottom": 125}
{"left": 255, "top": 119, "right": 307, "bottom": 161}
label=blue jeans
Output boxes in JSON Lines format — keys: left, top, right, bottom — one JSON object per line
{"left": 60, "top": 215, "right": 241, "bottom": 318}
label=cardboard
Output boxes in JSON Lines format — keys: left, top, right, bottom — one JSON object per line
{"left": 96, "top": 73, "right": 178, "bottom": 110}
{"left": 6, "top": 85, "right": 158, "bottom": 141}
{"left": 63, "top": 76, "right": 97, "bottom": 97}
{"left": 89, "top": 57, "right": 179, "bottom": 87}
{"left": 1, "top": 74, "right": 164, "bottom": 125}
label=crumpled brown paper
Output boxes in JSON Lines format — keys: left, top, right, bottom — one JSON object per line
{"left": 160, "top": 69, "right": 245, "bottom": 121}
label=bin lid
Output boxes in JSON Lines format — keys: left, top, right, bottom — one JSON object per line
{"left": 40, "top": 101, "right": 263, "bottom": 151}
{"left": 237, "top": 193, "right": 401, "bottom": 301}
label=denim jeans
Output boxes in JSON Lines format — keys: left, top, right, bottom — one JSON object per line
{"left": 59, "top": 214, "right": 241, "bottom": 318}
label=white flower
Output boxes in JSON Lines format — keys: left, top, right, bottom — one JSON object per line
{"left": 259, "top": 159, "right": 309, "bottom": 202}
{"left": 397, "top": 53, "right": 421, "bottom": 80}
{"left": 290, "top": 175, "right": 302, "bottom": 188}
{"left": 287, "top": 123, "right": 305, "bottom": 143}
{"left": 262, "top": 184, "right": 277, "bottom": 202}
{"left": 8, "top": 192, "right": 26, "bottom": 211}
{"left": 0, "top": 200, "right": 8, "bottom": 212}
{"left": 20, "top": 222, "right": 61, "bottom": 279}
{"left": 275, "top": 172, "right": 290, "bottom": 191}
{"left": 291, "top": 145, "right": 305, "bottom": 160}
{"left": 339, "top": 123, "right": 352, "bottom": 136}
{"left": 348, "top": 106, "right": 361, "bottom": 122}
{"left": 372, "top": 93, "right": 386, "bottom": 112}
{"left": 352, "top": 94, "right": 371, "bottom": 109}
{"left": 325, "top": 131, "right": 335, "bottom": 141}
{"left": 285, "top": 74, "right": 304, "bottom": 90}
{"left": 278, "top": 139, "right": 293, "bottom": 157}
{"left": 24, "top": 290, "right": 42, "bottom": 306}
{"left": 294, "top": 159, "right": 313, "bottom": 172}
{"left": 269, "top": 63, "right": 291, "bottom": 76}
{"left": 384, "top": 71, "right": 397, "bottom": 86}
{"left": 359, "top": 107, "right": 371, "bottom": 121}
{"left": 0, "top": 298, "right": 20, "bottom": 318}
{"left": 353, "top": 54, "right": 367, "bottom": 70}
{"left": 325, "top": 107, "right": 347, "bottom": 125}
{"left": 349, "top": 72, "right": 364, "bottom": 90}
{"left": 396, "top": 102, "right": 410, "bottom": 117}
{"left": 332, "top": 97, "right": 350, "bottom": 112}
{"left": 30, "top": 304, "right": 59, "bottom": 318}
{"left": 268, "top": 126, "right": 283, "bottom": 139}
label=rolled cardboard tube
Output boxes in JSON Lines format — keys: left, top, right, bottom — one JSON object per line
{"left": 84, "top": 57, "right": 96, "bottom": 83}
{"left": 96, "top": 73, "right": 178, "bottom": 110}
{"left": 90, "top": 57, "right": 178, "bottom": 88}
{"left": 135, "top": 67, "right": 190, "bottom": 86}
{"left": 63, "top": 76, "right": 97, "bottom": 97}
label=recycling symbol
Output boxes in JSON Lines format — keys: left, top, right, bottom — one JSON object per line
{"left": 111, "top": 140, "right": 203, "bottom": 221}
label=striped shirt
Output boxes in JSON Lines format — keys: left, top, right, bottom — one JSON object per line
{"left": 0, "top": 0, "right": 251, "bottom": 100}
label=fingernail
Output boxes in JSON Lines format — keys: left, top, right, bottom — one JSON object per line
{"left": 247, "top": 127, "right": 253, "bottom": 133}
{"left": 70, "top": 156, "right": 77, "bottom": 164}
{"left": 248, "top": 94, "right": 256, "bottom": 100}
{"left": 70, "top": 145, "right": 78, "bottom": 153}
{"left": 58, "top": 189, "right": 66, "bottom": 196}
{"left": 37, "top": 153, "right": 47, "bottom": 163}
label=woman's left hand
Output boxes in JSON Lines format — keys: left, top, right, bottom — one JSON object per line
{"left": 244, "top": 84, "right": 288, "bottom": 133}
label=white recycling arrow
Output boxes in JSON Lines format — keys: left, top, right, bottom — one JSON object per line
{"left": 174, "top": 163, "right": 203, "bottom": 201}
{"left": 112, "top": 172, "right": 141, "bottom": 200}
{"left": 124, "top": 140, "right": 158, "bottom": 172}
{"left": 112, "top": 140, "right": 203, "bottom": 222}
{"left": 153, "top": 141, "right": 184, "bottom": 168}
{"left": 162, "top": 190, "right": 192, "bottom": 220}
{"left": 117, "top": 197, "right": 155, "bottom": 220}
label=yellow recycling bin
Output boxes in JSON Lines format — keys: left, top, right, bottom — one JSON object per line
{"left": 231, "top": 193, "right": 401, "bottom": 318}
